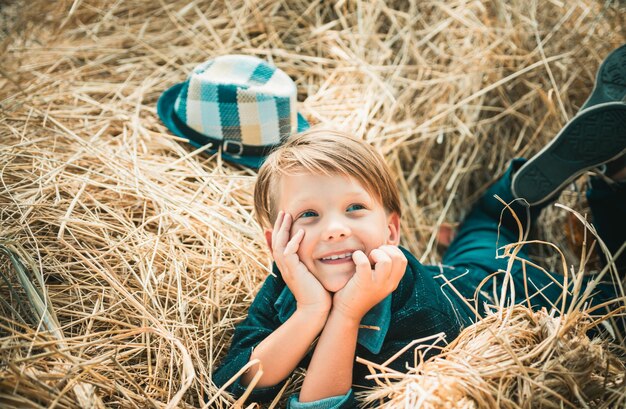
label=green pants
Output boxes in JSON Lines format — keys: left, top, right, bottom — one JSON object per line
{"left": 441, "top": 159, "right": 624, "bottom": 326}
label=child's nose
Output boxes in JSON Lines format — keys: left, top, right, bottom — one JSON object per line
{"left": 323, "top": 218, "right": 351, "bottom": 240}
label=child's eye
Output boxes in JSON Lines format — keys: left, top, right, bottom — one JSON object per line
{"left": 299, "top": 210, "right": 318, "bottom": 219}
{"left": 346, "top": 204, "right": 365, "bottom": 212}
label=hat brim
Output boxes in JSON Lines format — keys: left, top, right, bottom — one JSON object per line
{"left": 157, "top": 82, "right": 310, "bottom": 169}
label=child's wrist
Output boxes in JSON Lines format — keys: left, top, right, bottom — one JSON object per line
{"left": 329, "top": 305, "right": 364, "bottom": 326}
{"left": 291, "top": 308, "right": 329, "bottom": 335}
{"left": 295, "top": 304, "right": 331, "bottom": 320}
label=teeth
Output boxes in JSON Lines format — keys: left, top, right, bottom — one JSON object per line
{"left": 322, "top": 252, "right": 353, "bottom": 261}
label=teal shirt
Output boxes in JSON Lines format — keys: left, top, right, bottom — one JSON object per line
{"left": 212, "top": 247, "right": 471, "bottom": 408}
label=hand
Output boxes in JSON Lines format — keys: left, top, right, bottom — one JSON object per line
{"left": 332, "top": 245, "right": 407, "bottom": 323}
{"left": 271, "top": 211, "right": 332, "bottom": 315}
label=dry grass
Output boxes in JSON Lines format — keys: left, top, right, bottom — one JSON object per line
{"left": 360, "top": 306, "right": 626, "bottom": 408}
{"left": 0, "top": 0, "right": 625, "bottom": 407}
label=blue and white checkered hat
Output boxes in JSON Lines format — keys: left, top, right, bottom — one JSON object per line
{"left": 157, "top": 55, "right": 309, "bottom": 169}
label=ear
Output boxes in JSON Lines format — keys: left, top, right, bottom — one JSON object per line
{"left": 264, "top": 229, "right": 273, "bottom": 253}
{"left": 386, "top": 212, "right": 400, "bottom": 245}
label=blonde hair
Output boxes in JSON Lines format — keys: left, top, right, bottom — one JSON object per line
{"left": 254, "top": 128, "right": 401, "bottom": 229}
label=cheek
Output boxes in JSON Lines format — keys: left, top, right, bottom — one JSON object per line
{"left": 363, "top": 219, "right": 390, "bottom": 246}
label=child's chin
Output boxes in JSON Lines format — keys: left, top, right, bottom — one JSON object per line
{"left": 322, "top": 274, "right": 353, "bottom": 293}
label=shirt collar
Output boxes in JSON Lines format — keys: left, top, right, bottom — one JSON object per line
{"left": 274, "top": 280, "right": 392, "bottom": 355}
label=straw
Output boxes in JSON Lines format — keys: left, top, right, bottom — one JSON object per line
{"left": 1, "top": 0, "right": 625, "bottom": 407}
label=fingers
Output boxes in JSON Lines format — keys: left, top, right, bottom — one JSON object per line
{"left": 271, "top": 210, "right": 284, "bottom": 251}
{"left": 352, "top": 250, "right": 371, "bottom": 281}
{"left": 370, "top": 248, "right": 392, "bottom": 282}
{"left": 351, "top": 246, "right": 407, "bottom": 286}
{"left": 272, "top": 211, "right": 307, "bottom": 259}
{"left": 383, "top": 245, "right": 407, "bottom": 284}
{"left": 370, "top": 245, "right": 407, "bottom": 284}
{"left": 271, "top": 211, "right": 307, "bottom": 278}
{"left": 272, "top": 210, "right": 294, "bottom": 253}
{"left": 284, "top": 229, "right": 304, "bottom": 255}
{"left": 272, "top": 211, "right": 287, "bottom": 248}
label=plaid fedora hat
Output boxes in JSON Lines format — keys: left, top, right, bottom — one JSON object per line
{"left": 157, "top": 55, "right": 309, "bottom": 169}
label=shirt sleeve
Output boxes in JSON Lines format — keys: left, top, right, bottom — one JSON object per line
{"left": 212, "top": 272, "right": 287, "bottom": 402}
{"left": 288, "top": 390, "right": 355, "bottom": 409}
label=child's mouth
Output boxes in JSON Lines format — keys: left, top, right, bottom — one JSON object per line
{"left": 320, "top": 252, "right": 354, "bottom": 264}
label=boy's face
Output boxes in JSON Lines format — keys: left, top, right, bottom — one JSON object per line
{"left": 265, "top": 172, "right": 400, "bottom": 293}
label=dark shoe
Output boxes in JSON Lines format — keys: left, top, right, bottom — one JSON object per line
{"left": 581, "top": 44, "right": 626, "bottom": 111}
{"left": 512, "top": 102, "right": 626, "bottom": 205}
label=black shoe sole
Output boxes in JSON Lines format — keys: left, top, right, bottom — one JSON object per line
{"left": 512, "top": 103, "right": 626, "bottom": 206}
{"left": 581, "top": 44, "right": 626, "bottom": 110}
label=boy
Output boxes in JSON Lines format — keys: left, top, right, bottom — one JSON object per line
{"left": 212, "top": 47, "right": 626, "bottom": 408}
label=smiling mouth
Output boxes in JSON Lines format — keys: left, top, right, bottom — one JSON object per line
{"left": 320, "top": 252, "right": 354, "bottom": 263}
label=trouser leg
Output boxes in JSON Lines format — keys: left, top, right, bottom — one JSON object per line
{"left": 442, "top": 159, "right": 562, "bottom": 313}
{"left": 442, "top": 159, "right": 620, "bottom": 317}
{"left": 442, "top": 159, "right": 541, "bottom": 271}
{"left": 584, "top": 177, "right": 626, "bottom": 337}
{"left": 586, "top": 177, "right": 626, "bottom": 274}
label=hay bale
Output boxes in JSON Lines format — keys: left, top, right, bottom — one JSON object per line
{"left": 360, "top": 306, "right": 625, "bottom": 408}
{"left": 0, "top": 0, "right": 625, "bottom": 407}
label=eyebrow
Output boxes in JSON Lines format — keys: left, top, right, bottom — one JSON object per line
{"left": 290, "top": 191, "right": 369, "bottom": 207}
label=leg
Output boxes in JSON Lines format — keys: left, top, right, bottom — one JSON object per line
{"left": 443, "top": 159, "right": 543, "bottom": 269}
{"left": 587, "top": 177, "right": 626, "bottom": 274}
{"left": 442, "top": 45, "right": 626, "bottom": 333}
{"left": 577, "top": 175, "right": 626, "bottom": 339}
{"left": 442, "top": 159, "right": 563, "bottom": 313}
{"left": 509, "top": 43, "right": 626, "bottom": 283}
{"left": 443, "top": 161, "right": 622, "bottom": 321}
{"left": 509, "top": 43, "right": 626, "bottom": 332}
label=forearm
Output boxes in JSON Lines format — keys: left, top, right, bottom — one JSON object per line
{"left": 299, "top": 310, "right": 360, "bottom": 402}
{"left": 241, "top": 308, "right": 328, "bottom": 387}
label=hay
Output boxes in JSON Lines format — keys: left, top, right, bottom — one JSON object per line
{"left": 0, "top": 0, "right": 625, "bottom": 407}
{"left": 360, "top": 306, "right": 626, "bottom": 409}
